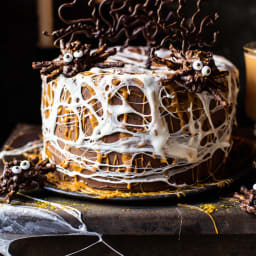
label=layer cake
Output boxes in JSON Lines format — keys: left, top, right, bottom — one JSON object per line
{"left": 41, "top": 46, "right": 239, "bottom": 192}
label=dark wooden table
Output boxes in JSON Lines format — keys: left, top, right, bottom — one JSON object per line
{"left": 1, "top": 125, "right": 256, "bottom": 256}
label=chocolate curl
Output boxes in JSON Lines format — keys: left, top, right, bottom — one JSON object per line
{"left": 44, "top": 0, "right": 179, "bottom": 50}
{"left": 44, "top": 0, "right": 115, "bottom": 48}
{"left": 161, "top": 0, "right": 219, "bottom": 53}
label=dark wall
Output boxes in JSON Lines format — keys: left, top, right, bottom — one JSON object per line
{"left": 6, "top": 0, "right": 39, "bottom": 144}
{"left": 4, "top": 0, "right": 256, "bottom": 145}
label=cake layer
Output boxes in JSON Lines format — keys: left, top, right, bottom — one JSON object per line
{"left": 41, "top": 47, "right": 239, "bottom": 192}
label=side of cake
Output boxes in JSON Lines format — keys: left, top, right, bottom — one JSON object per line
{"left": 41, "top": 46, "right": 239, "bottom": 192}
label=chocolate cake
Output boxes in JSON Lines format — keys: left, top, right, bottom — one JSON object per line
{"left": 33, "top": 0, "right": 239, "bottom": 194}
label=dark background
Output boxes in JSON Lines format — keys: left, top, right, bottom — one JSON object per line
{"left": 4, "top": 0, "right": 256, "bottom": 146}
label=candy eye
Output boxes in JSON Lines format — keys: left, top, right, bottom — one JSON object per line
{"left": 63, "top": 53, "right": 73, "bottom": 63}
{"left": 11, "top": 166, "right": 22, "bottom": 174}
{"left": 193, "top": 60, "right": 203, "bottom": 71}
{"left": 20, "top": 160, "right": 30, "bottom": 170}
{"left": 202, "top": 66, "right": 212, "bottom": 76}
{"left": 74, "top": 50, "right": 84, "bottom": 58}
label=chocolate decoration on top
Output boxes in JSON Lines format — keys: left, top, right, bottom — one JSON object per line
{"left": 234, "top": 185, "right": 256, "bottom": 216}
{"left": 46, "top": 0, "right": 169, "bottom": 49}
{"left": 0, "top": 158, "right": 56, "bottom": 203}
{"left": 34, "top": 0, "right": 223, "bottom": 92}
{"left": 32, "top": 40, "right": 124, "bottom": 82}
{"left": 151, "top": 46, "right": 228, "bottom": 106}
{"left": 42, "top": 0, "right": 220, "bottom": 51}
{"left": 46, "top": 0, "right": 106, "bottom": 48}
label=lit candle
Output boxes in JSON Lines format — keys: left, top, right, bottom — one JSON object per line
{"left": 244, "top": 42, "right": 256, "bottom": 120}
{"left": 37, "top": 0, "right": 54, "bottom": 48}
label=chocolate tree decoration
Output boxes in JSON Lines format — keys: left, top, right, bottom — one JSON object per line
{"left": 0, "top": 158, "right": 56, "bottom": 204}
{"left": 32, "top": 40, "right": 124, "bottom": 82}
{"left": 234, "top": 185, "right": 256, "bottom": 216}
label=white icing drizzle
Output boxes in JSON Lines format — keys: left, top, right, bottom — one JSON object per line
{"left": 41, "top": 47, "right": 239, "bottom": 186}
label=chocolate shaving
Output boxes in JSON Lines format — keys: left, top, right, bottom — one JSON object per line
{"left": 234, "top": 185, "right": 256, "bottom": 216}
{"left": 0, "top": 158, "right": 56, "bottom": 203}
{"left": 32, "top": 41, "right": 124, "bottom": 82}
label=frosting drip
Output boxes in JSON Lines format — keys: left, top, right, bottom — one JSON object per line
{"left": 41, "top": 47, "right": 239, "bottom": 187}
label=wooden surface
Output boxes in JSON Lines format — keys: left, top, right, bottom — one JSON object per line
{"left": 1, "top": 124, "right": 256, "bottom": 256}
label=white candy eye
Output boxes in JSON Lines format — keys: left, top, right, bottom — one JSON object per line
{"left": 63, "top": 53, "right": 73, "bottom": 63}
{"left": 202, "top": 66, "right": 212, "bottom": 76}
{"left": 74, "top": 50, "right": 84, "bottom": 58}
{"left": 253, "top": 184, "right": 256, "bottom": 190}
{"left": 193, "top": 60, "right": 203, "bottom": 71}
{"left": 20, "top": 160, "right": 30, "bottom": 170}
{"left": 11, "top": 166, "right": 22, "bottom": 174}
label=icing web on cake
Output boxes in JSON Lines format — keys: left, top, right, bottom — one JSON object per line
{"left": 41, "top": 47, "right": 239, "bottom": 187}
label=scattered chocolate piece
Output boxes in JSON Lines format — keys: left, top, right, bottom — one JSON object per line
{"left": 32, "top": 41, "right": 124, "bottom": 82}
{"left": 234, "top": 185, "right": 256, "bottom": 216}
{"left": 159, "top": 0, "right": 219, "bottom": 53}
{"left": 0, "top": 158, "right": 56, "bottom": 203}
